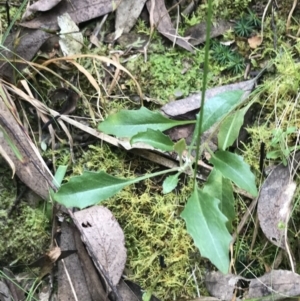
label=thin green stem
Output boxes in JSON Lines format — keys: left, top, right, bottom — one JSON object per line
{"left": 1, "top": 0, "right": 29, "bottom": 44}
{"left": 192, "top": 0, "right": 213, "bottom": 185}
{"left": 130, "top": 167, "right": 181, "bottom": 184}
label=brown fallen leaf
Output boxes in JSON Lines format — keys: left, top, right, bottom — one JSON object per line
{"left": 115, "top": 0, "right": 148, "bottom": 38}
{"left": 58, "top": 220, "right": 94, "bottom": 301}
{"left": 257, "top": 153, "right": 300, "bottom": 251}
{"left": 73, "top": 226, "right": 109, "bottom": 301}
{"left": 20, "top": 0, "right": 122, "bottom": 30}
{"left": 161, "top": 78, "right": 259, "bottom": 117}
{"left": 184, "top": 19, "right": 233, "bottom": 46}
{"left": 0, "top": 0, "right": 122, "bottom": 80}
{"left": 73, "top": 206, "right": 127, "bottom": 288}
{"left": 205, "top": 270, "right": 300, "bottom": 301}
{"left": 2, "top": 268, "right": 25, "bottom": 301}
{"left": 248, "top": 35, "right": 263, "bottom": 49}
{"left": 22, "top": 0, "right": 62, "bottom": 20}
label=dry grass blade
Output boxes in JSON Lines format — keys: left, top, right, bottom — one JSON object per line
{"left": 39, "top": 54, "right": 144, "bottom": 104}
{"left": 0, "top": 82, "right": 57, "bottom": 199}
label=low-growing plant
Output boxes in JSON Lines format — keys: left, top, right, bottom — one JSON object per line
{"left": 246, "top": 9, "right": 261, "bottom": 28}
{"left": 267, "top": 127, "right": 300, "bottom": 166}
{"left": 234, "top": 10, "right": 261, "bottom": 38}
{"left": 211, "top": 42, "right": 234, "bottom": 65}
{"left": 234, "top": 16, "right": 255, "bottom": 37}
{"left": 53, "top": 0, "right": 258, "bottom": 274}
{"left": 227, "top": 53, "right": 246, "bottom": 74}
{"left": 211, "top": 41, "right": 245, "bottom": 74}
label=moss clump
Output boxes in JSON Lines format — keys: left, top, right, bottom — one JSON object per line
{"left": 0, "top": 165, "right": 50, "bottom": 265}
{"left": 0, "top": 205, "right": 50, "bottom": 265}
{"left": 124, "top": 48, "right": 206, "bottom": 103}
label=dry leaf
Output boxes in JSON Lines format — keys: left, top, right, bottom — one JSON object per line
{"left": 184, "top": 20, "right": 232, "bottom": 46}
{"left": 22, "top": 0, "right": 62, "bottom": 20}
{"left": 0, "top": 281, "right": 11, "bottom": 301}
{"left": 115, "top": 0, "right": 147, "bottom": 37}
{"left": 161, "top": 78, "right": 257, "bottom": 117}
{"left": 0, "top": 0, "right": 122, "bottom": 80}
{"left": 257, "top": 154, "right": 300, "bottom": 250}
{"left": 58, "top": 220, "right": 93, "bottom": 301}
{"left": 248, "top": 35, "right": 262, "bottom": 49}
{"left": 74, "top": 206, "right": 127, "bottom": 286}
{"left": 57, "top": 13, "right": 83, "bottom": 56}
{"left": 206, "top": 270, "right": 300, "bottom": 301}
{"left": 2, "top": 268, "right": 25, "bottom": 301}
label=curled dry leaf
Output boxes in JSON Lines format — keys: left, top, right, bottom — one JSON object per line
{"left": 257, "top": 154, "right": 300, "bottom": 250}
{"left": 206, "top": 270, "right": 300, "bottom": 301}
{"left": 73, "top": 206, "right": 127, "bottom": 287}
{"left": 47, "top": 246, "right": 62, "bottom": 263}
{"left": 248, "top": 35, "right": 263, "bottom": 49}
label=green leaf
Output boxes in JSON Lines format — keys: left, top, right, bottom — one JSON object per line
{"left": 203, "top": 169, "right": 235, "bottom": 232}
{"left": 142, "top": 291, "right": 152, "bottom": 301}
{"left": 266, "top": 150, "right": 281, "bottom": 160}
{"left": 199, "top": 90, "right": 244, "bottom": 134}
{"left": 54, "top": 165, "right": 68, "bottom": 186}
{"left": 98, "top": 107, "right": 193, "bottom": 138}
{"left": 209, "top": 150, "right": 257, "bottom": 196}
{"left": 173, "top": 138, "right": 187, "bottom": 157}
{"left": 131, "top": 129, "right": 174, "bottom": 151}
{"left": 163, "top": 174, "right": 179, "bottom": 194}
{"left": 54, "top": 171, "right": 137, "bottom": 209}
{"left": 181, "top": 186, "right": 231, "bottom": 273}
{"left": 50, "top": 165, "right": 67, "bottom": 200}
{"left": 218, "top": 108, "right": 245, "bottom": 150}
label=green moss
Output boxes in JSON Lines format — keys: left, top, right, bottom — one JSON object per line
{"left": 0, "top": 203, "right": 50, "bottom": 265}
{"left": 0, "top": 162, "right": 50, "bottom": 265}
{"left": 124, "top": 48, "right": 207, "bottom": 103}
{"left": 1, "top": 205, "right": 50, "bottom": 265}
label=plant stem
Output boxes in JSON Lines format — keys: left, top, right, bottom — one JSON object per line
{"left": 192, "top": 0, "right": 213, "bottom": 184}
{"left": 130, "top": 166, "right": 181, "bottom": 184}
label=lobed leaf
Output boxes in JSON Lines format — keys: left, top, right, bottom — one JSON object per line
{"left": 162, "top": 174, "right": 180, "bottom": 194}
{"left": 203, "top": 169, "right": 235, "bottom": 232}
{"left": 209, "top": 150, "right": 258, "bottom": 196}
{"left": 181, "top": 187, "right": 232, "bottom": 273}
